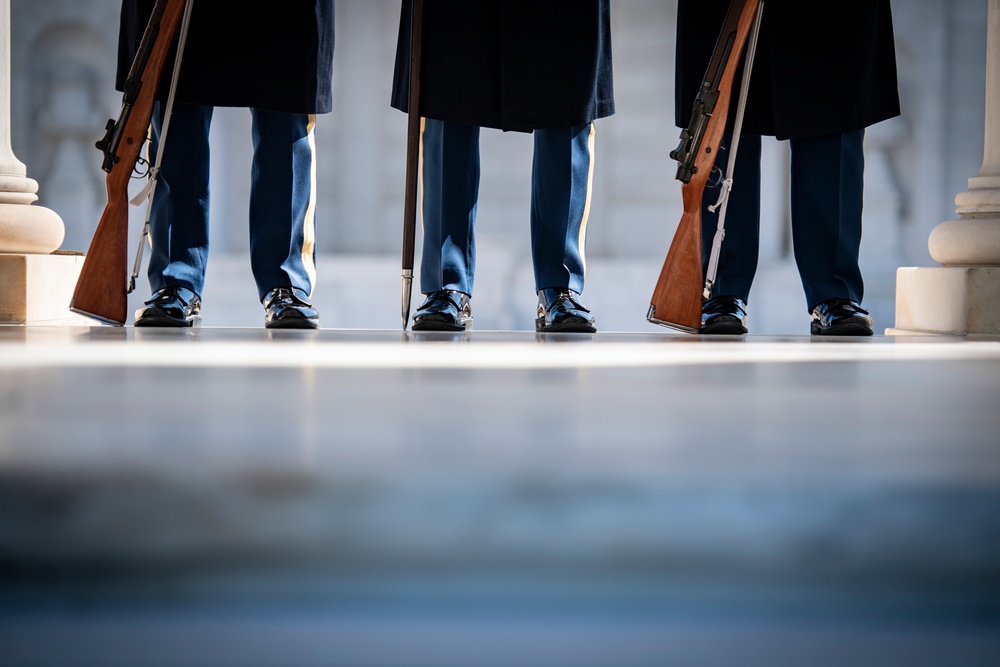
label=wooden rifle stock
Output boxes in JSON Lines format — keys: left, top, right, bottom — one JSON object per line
{"left": 70, "top": 0, "right": 187, "bottom": 325}
{"left": 647, "top": 0, "right": 761, "bottom": 332}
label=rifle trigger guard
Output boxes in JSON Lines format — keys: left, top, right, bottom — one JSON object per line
{"left": 132, "top": 155, "right": 150, "bottom": 179}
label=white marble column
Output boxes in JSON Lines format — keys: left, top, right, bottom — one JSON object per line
{"left": 0, "top": 0, "right": 85, "bottom": 324}
{"left": 891, "top": 0, "right": 1000, "bottom": 335}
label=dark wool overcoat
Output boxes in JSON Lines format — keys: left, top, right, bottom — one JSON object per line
{"left": 675, "top": 0, "right": 900, "bottom": 140}
{"left": 115, "top": 0, "right": 335, "bottom": 115}
{"left": 390, "top": 0, "right": 615, "bottom": 132}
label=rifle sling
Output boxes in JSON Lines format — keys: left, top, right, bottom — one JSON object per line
{"left": 704, "top": 0, "right": 766, "bottom": 299}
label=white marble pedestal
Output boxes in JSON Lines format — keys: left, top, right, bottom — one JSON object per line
{"left": 890, "top": 266, "right": 1000, "bottom": 335}
{"left": 0, "top": 251, "right": 88, "bottom": 324}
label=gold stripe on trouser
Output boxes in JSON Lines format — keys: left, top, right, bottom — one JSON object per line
{"left": 418, "top": 116, "right": 426, "bottom": 236}
{"left": 301, "top": 113, "right": 318, "bottom": 296}
{"left": 578, "top": 121, "right": 597, "bottom": 276}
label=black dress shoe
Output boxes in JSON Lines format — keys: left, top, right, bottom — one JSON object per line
{"left": 412, "top": 290, "right": 472, "bottom": 331}
{"left": 700, "top": 295, "right": 748, "bottom": 334}
{"left": 264, "top": 286, "right": 320, "bottom": 329}
{"left": 536, "top": 288, "right": 596, "bottom": 333}
{"left": 134, "top": 286, "right": 201, "bottom": 327}
{"left": 810, "top": 298, "right": 873, "bottom": 336}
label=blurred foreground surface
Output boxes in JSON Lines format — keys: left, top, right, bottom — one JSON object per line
{"left": 1, "top": 326, "right": 999, "bottom": 666}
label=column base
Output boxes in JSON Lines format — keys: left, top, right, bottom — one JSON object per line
{"left": 0, "top": 251, "right": 91, "bottom": 325}
{"left": 888, "top": 266, "right": 1000, "bottom": 335}
{"left": 0, "top": 201, "right": 65, "bottom": 254}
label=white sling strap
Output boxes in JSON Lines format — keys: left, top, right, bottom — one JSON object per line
{"left": 703, "top": 0, "right": 766, "bottom": 299}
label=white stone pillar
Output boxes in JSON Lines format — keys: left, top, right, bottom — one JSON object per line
{"left": 891, "top": 0, "right": 1000, "bottom": 335}
{"left": 0, "top": 0, "right": 86, "bottom": 324}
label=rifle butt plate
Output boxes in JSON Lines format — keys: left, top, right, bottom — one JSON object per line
{"left": 69, "top": 303, "right": 126, "bottom": 327}
{"left": 646, "top": 305, "right": 699, "bottom": 334}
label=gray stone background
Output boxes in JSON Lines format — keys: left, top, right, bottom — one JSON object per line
{"left": 8, "top": 0, "right": 989, "bottom": 332}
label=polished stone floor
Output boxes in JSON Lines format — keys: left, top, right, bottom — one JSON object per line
{"left": 1, "top": 325, "right": 999, "bottom": 666}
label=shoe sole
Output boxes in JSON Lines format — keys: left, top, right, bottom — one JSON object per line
{"left": 265, "top": 318, "right": 320, "bottom": 330}
{"left": 535, "top": 318, "right": 597, "bottom": 334}
{"left": 811, "top": 321, "right": 873, "bottom": 336}
{"left": 134, "top": 315, "right": 200, "bottom": 327}
{"left": 411, "top": 317, "right": 472, "bottom": 332}
{"left": 412, "top": 323, "right": 466, "bottom": 332}
{"left": 699, "top": 323, "right": 748, "bottom": 335}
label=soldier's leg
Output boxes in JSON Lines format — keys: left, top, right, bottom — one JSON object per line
{"left": 789, "top": 129, "right": 866, "bottom": 310}
{"left": 790, "top": 129, "right": 871, "bottom": 336}
{"left": 419, "top": 118, "right": 481, "bottom": 296}
{"left": 134, "top": 101, "right": 212, "bottom": 327}
{"left": 531, "top": 122, "right": 597, "bottom": 333}
{"left": 146, "top": 101, "right": 213, "bottom": 296}
{"left": 697, "top": 131, "right": 761, "bottom": 334}
{"left": 249, "top": 108, "right": 320, "bottom": 329}
{"left": 410, "top": 118, "right": 480, "bottom": 331}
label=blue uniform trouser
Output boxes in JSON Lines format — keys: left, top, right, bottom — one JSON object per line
{"left": 419, "top": 118, "right": 595, "bottom": 296}
{"left": 702, "top": 129, "right": 866, "bottom": 311}
{"left": 147, "top": 102, "right": 318, "bottom": 301}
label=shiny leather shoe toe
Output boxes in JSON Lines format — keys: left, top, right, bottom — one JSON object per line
{"left": 134, "top": 286, "right": 201, "bottom": 327}
{"left": 535, "top": 288, "right": 596, "bottom": 333}
{"left": 412, "top": 290, "right": 472, "bottom": 331}
{"left": 700, "top": 295, "right": 748, "bottom": 335}
{"left": 264, "top": 286, "right": 320, "bottom": 329}
{"left": 810, "top": 298, "right": 873, "bottom": 336}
